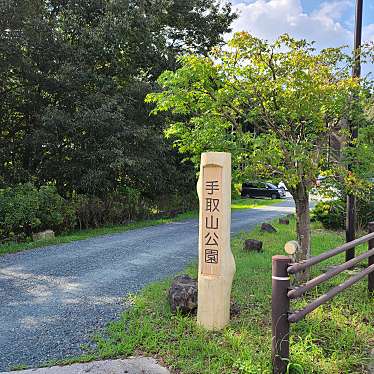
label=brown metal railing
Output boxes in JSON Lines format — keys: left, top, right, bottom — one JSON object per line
{"left": 271, "top": 222, "right": 374, "bottom": 374}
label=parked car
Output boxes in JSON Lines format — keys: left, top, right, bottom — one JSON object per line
{"left": 277, "top": 181, "right": 287, "bottom": 195}
{"left": 278, "top": 181, "right": 287, "bottom": 191}
{"left": 241, "top": 181, "right": 285, "bottom": 199}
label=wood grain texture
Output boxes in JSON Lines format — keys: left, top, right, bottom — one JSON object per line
{"left": 197, "top": 152, "right": 236, "bottom": 330}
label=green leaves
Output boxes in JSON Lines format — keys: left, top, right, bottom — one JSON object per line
{"left": 147, "top": 32, "right": 370, "bottom": 191}
{"left": 0, "top": 0, "right": 236, "bottom": 198}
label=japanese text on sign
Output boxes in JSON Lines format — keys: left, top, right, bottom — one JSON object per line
{"left": 201, "top": 167, "right": 222, "bottom": 275}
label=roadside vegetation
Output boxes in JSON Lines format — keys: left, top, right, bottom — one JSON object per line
{"left": 0, "top": 210, "right": 195, "bottom": 257}
{"left": 0, "top": 182, "right": 197, "bottom": 246}
{"left": 57, "top": 218, "right": 373, "bottom": 374}
{"left": 0, "top": 0, "right": 235, "bottom": 248}
{"left": 0, "top": 197, "right": 280, "bottom": 256}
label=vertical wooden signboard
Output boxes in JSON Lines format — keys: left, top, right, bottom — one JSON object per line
{"left": 197, "top": 152, "right": 236, "bottom": 330}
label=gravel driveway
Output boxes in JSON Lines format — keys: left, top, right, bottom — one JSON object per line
{"left": 0, "top": 199, "right": 294, "bottom": 370}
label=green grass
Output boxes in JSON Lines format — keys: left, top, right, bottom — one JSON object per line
{"left": 9, "top": 364, "right": 29, "bottom": 371}
{"left": 0, "top": 198, "right": 279, "bottom": 256}
{"left": 68, "top": 219, "right": 373, "bottom": 374}
{"left": 231, "top": 197, "right": 282, "bottom": 210}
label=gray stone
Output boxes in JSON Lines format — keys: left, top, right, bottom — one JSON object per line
{"left": 0, "top": 357, "right": 170, "bottom": 374}
{"left": 156, "top": 209, "right": 181, "bottom": 219}
{"left": 32, "top": 230, "right": 55, "bottom": 241}
{"left": 243, "top": 239, "right": 263, "bottom": 252}
{"left": 230, "top": 301, "right": 241, "bottom": 317}
{"left": 260, "top": 223, "right": 277, "bottom": 233}
{"left": 279, "top": 217, "right": 290, "bottom": 225}
{"left": 168, "top": 274, "right": 198, "bottom": 314}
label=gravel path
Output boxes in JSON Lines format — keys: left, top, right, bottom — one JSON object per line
{"left": 0, "top": 199, "right": 294, "bottom": 370}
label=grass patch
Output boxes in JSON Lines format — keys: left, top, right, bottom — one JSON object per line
{"left": 231, "top": 197, "right": 282, "bottom": 210}
{"left": 79, "top": 219, "right": 373, "bottom": 374}
{"left": 9, "top": 364, "right": 29, "bottom": 371}
{"left": 0, "top": 198, "right": 280, "bottom": 257}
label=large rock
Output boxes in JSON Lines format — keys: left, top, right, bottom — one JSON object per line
{"left": 230, "top": 300, "right": 241, "bottom": 317}
{"left": 168, "top": 275, "right": 198, "bottom": 314}
{"left": 261, "top": 223, "right": 277, "bottom": 233}
{"left": 243, "top": 239, "right": 263, "bottom": 252}
{"left": 279, "top": 217, "right": 290, "bottom": 225}
{"left": 155, "top": 209, "right": 182, "bottom": 219}
{"left": 32, "top": 230, "right": 55, "bottom": 241}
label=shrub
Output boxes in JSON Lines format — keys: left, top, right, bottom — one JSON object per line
{"left": 312, "top": 194, "right": 374, "bottom": 231}
{"left": 311, "top": 200, "right": 345, "bottom": 230}
{"left": 38, "top": 185, "right": 76, "bottom": 233}
{"left": 155, "top": 191, "right": 198, "bottom": 213}
{"left": 0, "top": 183, "right": 198, "bottom": 242}
{"left": 0, "top": 183, "right": 41, "bottom": 241}
{"left": 73, "top": 187, "right": 150, "bottom": 229}
{"left": 0, "top": 183, "right": 77, "bottom": 242}
{"left": 356, "top": 197, "right": 374, "bottom": 230}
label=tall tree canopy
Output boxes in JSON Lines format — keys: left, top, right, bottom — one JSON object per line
{"left": 147, "top": 32, "right": 371, "bottom": 263}
{"left": 0, "top": 0, "right": 236, "bottom": 198}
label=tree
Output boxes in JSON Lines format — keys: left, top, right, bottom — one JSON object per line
{"left": 0, "top": 0, "right": 236, "bottom": 198}
{"left": 146, "top": 32, "right": 365, "bottom": 264}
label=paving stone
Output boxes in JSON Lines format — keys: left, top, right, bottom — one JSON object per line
{"left": 0, "top": 357, "right": 170, "bottom": 374}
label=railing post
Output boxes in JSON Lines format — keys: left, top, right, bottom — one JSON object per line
{"left": 272, "top": 255, "right": 290, "bottom": 374}
{"left": 368, "top": 222, "right": 374, "bottom": 294}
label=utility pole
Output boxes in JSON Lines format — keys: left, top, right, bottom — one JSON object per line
{"left": 346, "top": 0, "right": 363, "bottom": 261}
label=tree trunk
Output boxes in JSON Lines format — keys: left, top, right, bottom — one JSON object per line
{"left": 291, "top": 183, "right": 311, "bottom": 281}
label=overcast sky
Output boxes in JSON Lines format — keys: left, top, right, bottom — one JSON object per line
{"left": 228, "top": 0, "right": 374, "bottom": 75}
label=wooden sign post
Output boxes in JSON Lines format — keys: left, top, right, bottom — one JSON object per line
{"left": 197, "top": 152, "right": 235, "bottom": 330}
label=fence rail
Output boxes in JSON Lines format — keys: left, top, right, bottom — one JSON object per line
{"left": 288, "top": 247, "right": 374, "bottom": 299}
{"left": 271, "top": 222, "right": 374, "bottom": 374}
{"left": 287, "top": 231, "right": 374, "bottom": 274}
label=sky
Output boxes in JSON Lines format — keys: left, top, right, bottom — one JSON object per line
{"left": 228, "top": 0, "right": 374, "bottom": 75}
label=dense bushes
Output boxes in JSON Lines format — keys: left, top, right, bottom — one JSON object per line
{"left": 312, "top": 195, "right": 374, "bottom": 231}
{"left": 358, "top": 199, "right": 374, "bottom": 229}
{"left": 0, "top": 184, "right": 40, "bottom": 241}
{"left": 73, "top": 188, "right": 149, "bottom": 230}
{"left": 311, "top": 200, "right": 345, "bottom": 230}
{"left": 0, "top": 1, "right": 233, "bottom": 199}
{"left": 37, "top": 186, "right": 76, "bottom": 233}
{"left": 0, "top": 183, "right": 198, "bottom": 243}
{"left": 74, "top": 190, "right": 197, "bottom": 229}
{"left": 0, "top": 184, "right": 75, "bottom": 242}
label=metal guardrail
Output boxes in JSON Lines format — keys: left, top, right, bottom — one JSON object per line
{"left": 271, "top": 222, "right": 374, "bottom": 374}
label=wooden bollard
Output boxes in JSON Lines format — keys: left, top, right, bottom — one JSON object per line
{"left": 196, "top": 152, "right": 236, "bottom": 330}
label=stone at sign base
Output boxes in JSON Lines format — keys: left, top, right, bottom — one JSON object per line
{"left": 197, "top": 152, "right": 235, "bottom": 330}
{"left": 32, "top": 230, "right": 55, "bottom": 241}
{"left": 168, "top": 274, "right": 198, "bottom": 313}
